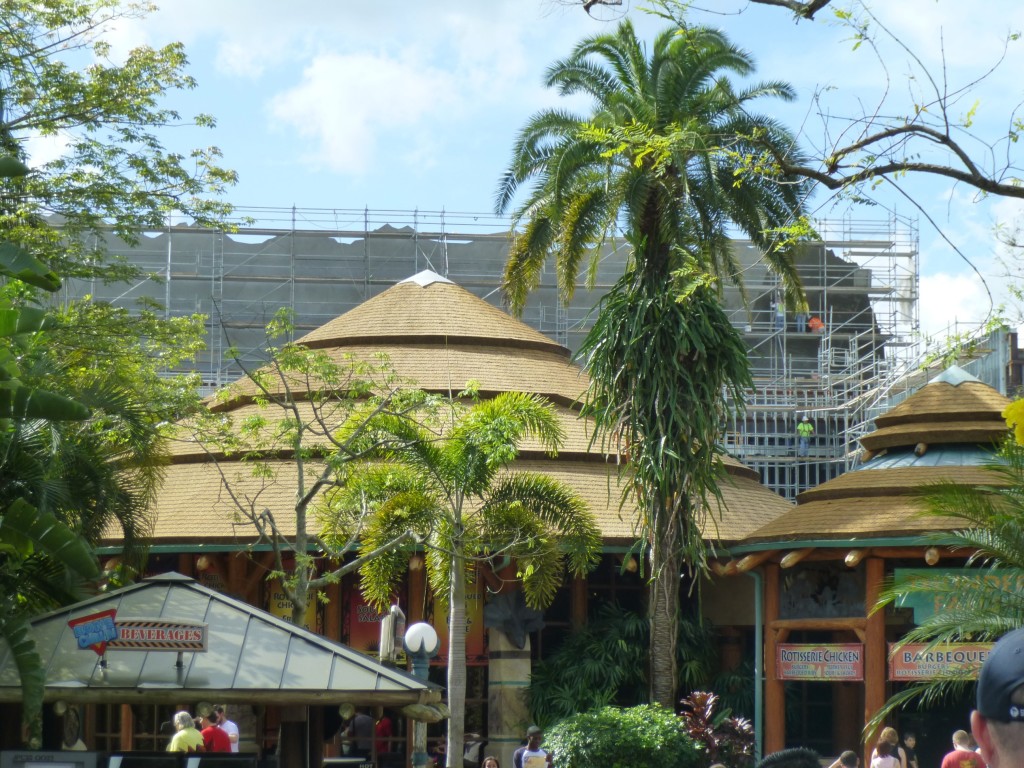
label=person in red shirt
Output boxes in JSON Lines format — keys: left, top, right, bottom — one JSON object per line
{"left": 199, "top": 711, "right": 232, "bottom": 753}
{"left": 940, "top": 730, "right": 983, "bottom": 768}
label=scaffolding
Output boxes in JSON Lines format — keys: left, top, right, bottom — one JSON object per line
{"left": 61, "top": 207, "right": 923, "bottom": 501}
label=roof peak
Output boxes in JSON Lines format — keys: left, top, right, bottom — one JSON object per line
{"left": 399, "top": 270, "right": 453, "bottom": 287}
{"left": 931, "top": 364, "right": 981, "bottom": 386}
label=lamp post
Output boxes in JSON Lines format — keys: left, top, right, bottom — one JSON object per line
{"left": 404, "top": 622, "right": 440, "bottom": 768}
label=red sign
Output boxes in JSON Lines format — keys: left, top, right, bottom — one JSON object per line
{"left": 889, "top": 643, "right": 991, "bottom": 680}
{"left": 777, "top": 644, "right": 864, "bottom": 680}
{"left": 68, "top": 609, "right": 118, "bottom": 655}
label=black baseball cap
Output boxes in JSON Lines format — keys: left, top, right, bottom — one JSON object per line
{"left": 977, "top": 627, "right": 1024, "bottom": 722}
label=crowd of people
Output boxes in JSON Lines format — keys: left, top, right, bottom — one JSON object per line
{"left": 165, "top": 704, "right": 240, "bottom": 754}
{"left": 160, "top": 626, "right": 1024, "bottom": 766}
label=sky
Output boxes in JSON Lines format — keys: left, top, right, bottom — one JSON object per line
{"left": 57, "top": 0, "right": 1024, "bottom": 342}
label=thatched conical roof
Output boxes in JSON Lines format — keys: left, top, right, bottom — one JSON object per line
{"left": 742, "top": 366, "right": 1010, "bottom": 545}
{"left": 152, "top": 271, "right": 790, "bottom": 545}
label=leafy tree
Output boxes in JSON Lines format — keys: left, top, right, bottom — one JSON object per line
{"left": 874, "top": 439, "right": 1024, "bottom": 724}
{"left": 567, "top": 1, "right": 1024, "bottom": 206}
{"left": 188, "top": 312, "right": 431, "bottom": 626}
{"left": 319, "top": 389, "right": 602, "bottom": 768}
{"left": 0, "top": 155, "right": 98, "bottom": 748}
{"left": 0, "top": 0, "right": 235, "bottom": 281}
{"left": 0, "top": 0, "right": 234, "bottom": 745}
{"left": 496, "top": 19, "right": 810, "bottom": 706}
{"left": 546, "top": 704, "right": 703, "bottom": 768}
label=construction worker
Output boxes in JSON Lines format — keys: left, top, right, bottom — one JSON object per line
{"left": 797, "top": 416, "right": 815, "bottom": 457}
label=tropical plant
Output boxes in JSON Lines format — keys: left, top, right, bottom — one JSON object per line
{"left": 679, "top": 691, "right": 755, "bottom": 768}
{"left": 189, "top": 310, "right": 432, "bottom": 626}
{"left": 527, "top": 603, "right": 754, "bottom": 727}
{"left": 0, "top": 155, "right": 99, "bottom": 748}
{"left": 527, "top": 603, "right": 649, "bottom": 726}
{"left": 546, "top": 704, "right": 703, "bottom": 768}
{"left": 496, "top": 18, "right": 811, "bottom": 706}
{"left": 319, "top": 389, "right": 602, "bottom": 768}
{"left": 874, "top": 438, "right": 1024, "bottom": 724}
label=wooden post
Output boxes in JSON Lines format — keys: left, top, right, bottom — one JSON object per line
{"left": 863, "top": 557, "right": 886, "bottom": 763}
{"left": 119, "top": 703, "right": 133, "bottom": 750}
{"left": 764, "top": 562, "right": 785, "bottom": 755}
{"left": 571, "top": 575, "right": 587, "bottom": 630}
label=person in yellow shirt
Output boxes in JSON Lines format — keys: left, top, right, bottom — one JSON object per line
{"left": 167, "top": 711, "right": 205, "bottom": 753}
{"left": 797, "top": 416, "right": 815, "bottom": 457}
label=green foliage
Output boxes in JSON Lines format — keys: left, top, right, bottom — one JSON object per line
{"left": 192, "top": 319, "right": 437, "bottom": 631}
{"left": 320, "top": 392, "right": 601, "bottom": 613}
{"left": 496, "top": 18, "right": 812, "bottom": 315}
{"left": 546, "top": 704, "right": 703, "bottom": 768}
{"left": 678, "top": 691, "right": 755, "bottom": 768}
{"left": 0, "top": 0, "right": 235, "bottom": 272}
{"left": 872, "top": 438, "right": 1024, "bottom": 726}
{"left": 527, "top": 603, "right": 649, "bottom": 727}
{"left": 497, "top": 16, "right": 809, "bottom": 706}
{"left": 319, "top": 391, "right": 601, "bottom": 766}
{"left": 527, "top": 604, "right": 755, "bottom": 728}
{"left": 582, "top": 255, "right": 750, "bottom": 568}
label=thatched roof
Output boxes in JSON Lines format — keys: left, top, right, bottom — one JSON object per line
{"left": 741, "top": 366, "right": 1010, "bottom": 546}
{"left": 151, "top": 270, "right": 789, "bottom": 546}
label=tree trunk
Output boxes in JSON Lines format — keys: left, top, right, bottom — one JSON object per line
{"left": 447, "top": 544, "right": 467, "bottom": 768}
{"left": 648, "top": 504, "right": 681, "bottom": 708}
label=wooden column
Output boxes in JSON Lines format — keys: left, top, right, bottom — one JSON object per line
{"left": 324, "top": 578, "right": 342, "bottom": 643}
{"left": 763, "top": 562, "right": 785, "bottom": 755}
{"left": 863, "top": 556, "right": 886, "bottom": 762}
{"left": 570, "top": 576, "right": 587, "bottom": 630}
{"left": 119, "top": 704, "right": 133, "bottom": 750}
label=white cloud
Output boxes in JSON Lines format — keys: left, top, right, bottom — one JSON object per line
{"left": 919, "top": 271, "right": 993, "bottom": 339}
{"left": 270, "top": 52, "right": 457, "bottom": 174}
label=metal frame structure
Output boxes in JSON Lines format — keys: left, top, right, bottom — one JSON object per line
{"left": 61, "top": 207, "right": 926, "bottom": 500}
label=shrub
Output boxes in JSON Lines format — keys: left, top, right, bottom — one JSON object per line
{"left": 546, "top": 704, "right": 702, "bottom": 768}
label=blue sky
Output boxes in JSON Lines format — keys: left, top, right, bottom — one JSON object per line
{"left": 44, "top": 0, "right": 1024, "bottom": 340}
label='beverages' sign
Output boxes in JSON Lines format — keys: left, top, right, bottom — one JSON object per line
{"left": 68, "top": 610, "right": 208, "bottom": 655}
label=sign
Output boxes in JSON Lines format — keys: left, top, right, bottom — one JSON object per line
{"left": 68, "top": 611, "right": 208, "bottom": 654}
{"left": 267, "top": 579, "right": 319, "bottom": 632}
{"left": 777, "top": 644, "right": 864, "bottom": 680}
{"left": 68, "top": 609, "right": 118, "bottom": 655}
{"left": 889, "top": 643, "right": 992, "bottom": 680}
{"left": 346, "top": 588, "right": 389, "bottom": 654}
{"left": 107, "top": 619, "right": 207, "bottom": 651}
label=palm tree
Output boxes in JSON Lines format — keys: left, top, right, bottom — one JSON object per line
{"left": 319, "top": 391, "right": 602, "bottom": 767}
{"left": 495, "top": 19, "right": 811, "bottom": 706}
{"left": 875, "top": 440, "right": 1024, "bottom": 722}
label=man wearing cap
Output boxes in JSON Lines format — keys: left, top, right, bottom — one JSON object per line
{"left": 512, "top": 726, "right": 552, "bottom": 768}
{"left": 972, "top": 626, "right": 1024, "bottom": 767}
{"left": 199, "top": 710, "right": 232, "bottom": 753}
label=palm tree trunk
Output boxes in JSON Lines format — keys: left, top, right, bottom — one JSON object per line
{"left": 648, "top": 502, "right": 680, "bottom": 708}
{"left": 447, "top": 544, "right": 467, "bottom": 768}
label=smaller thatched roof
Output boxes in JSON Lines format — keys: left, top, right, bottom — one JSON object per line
{"left": 740, "top": 366, "right": 1011, "bottom": 547}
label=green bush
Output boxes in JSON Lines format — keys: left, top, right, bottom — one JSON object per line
{"left": 546, "top": 704, "right": 703, "bottom": 768}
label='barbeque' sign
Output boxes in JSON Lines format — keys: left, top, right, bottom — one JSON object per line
{"left": 68, "top": 609, "right": 208, "bottom": 655}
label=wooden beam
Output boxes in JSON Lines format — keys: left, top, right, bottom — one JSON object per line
{"left": 764, "top": 563, "right": 785, "bottom": 755}
{"left": 864, "top": 557, "right": 886, "bottom": 763}
{"left": 736, "top": 550, "right": 778, "bottom": 573}
{"left": 780, "top": 547, "right": 815, "bottom": 568}
{"left": 769, "top": 617, "right": 867, "bottom": 633}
